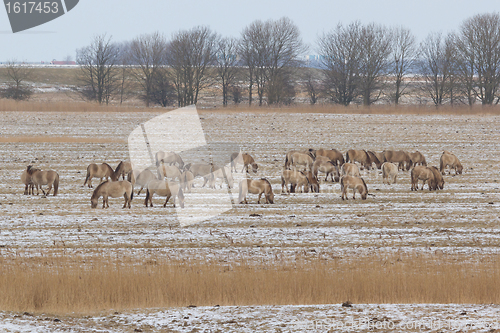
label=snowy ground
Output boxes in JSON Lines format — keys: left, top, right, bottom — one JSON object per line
{"left": 0, "top": 110, "right": 499, "bottom": 331}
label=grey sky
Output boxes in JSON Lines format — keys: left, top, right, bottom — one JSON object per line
{"left": 1, "top": 0, "right": 499, "bottom": 62}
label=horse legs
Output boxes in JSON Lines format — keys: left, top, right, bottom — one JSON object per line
{"left": 163, "top": 195, "right": 171, "bottom": 208}
{"left": 257, "top": 192, "right": 262, "bottom": 204}
{"left": 352, "top": 187, "right": 356, "bottom": 199}
{"left": 45, "top": 185, "right": 52, "bottom": 196}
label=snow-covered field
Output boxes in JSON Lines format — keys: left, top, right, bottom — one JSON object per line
{"left": 1, "top": 110, "right": 499, "bottom": 331}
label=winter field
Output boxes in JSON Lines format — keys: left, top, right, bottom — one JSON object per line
{"left": 0, "top": 108, "right": 500, "bottom": 331}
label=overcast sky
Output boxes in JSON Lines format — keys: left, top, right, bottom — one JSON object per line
{"left": 1, "top": 0, "right": 499, "bottom": 62}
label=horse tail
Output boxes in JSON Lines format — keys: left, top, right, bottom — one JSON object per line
{"left": 53, "top": 173, "right": 59, "bottom": 196}
{"left": 345, "top": 151, "right": 350, "bottom": 163}
{"left": 145, "top": 188, "right": 150, "bottom": 207}
{"left": 84, "top": 168, "right": 90, "bottom": 186}
{"left": 130, "top": 185, "right": 134, "bottom": 201}
{"left": 284, "top": 154, "right": 289, "bottom": 169}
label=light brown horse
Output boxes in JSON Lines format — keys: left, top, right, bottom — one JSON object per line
{"left": 186, "top": 163, "right": 215, "bottom": 188}
{"left": 180, "top": 169, "right": 194, "bottom": 192}
{"left": 409, "top": 151, "right": 427, "bottom": 167}
{"left": 373, "top": 151, "right": 386, "bottom": 164}
{"left": 381, "top": 162, "right": 398, "bottom": 184}
{"left": 288, "top": 152, "right": 314, "bottom": 171}
{"left": 132, "top": 169, "right": 157, "bottom": 195}
{"left": 230, "top": 152, "right": 258, "bottom": 173}
{"left": 346, "top": 149, "right": 372, "bottom": 169}
{"left": 239, "top": 178, "right": 274, "bottom": 204}
{"left": 90, "top": 180, "right": 133, "bottom": 208}
{"left": 155, "top": 151, "right": 184, "bottom": 169}
{"left": 366, "top": 151, "right": 382, "bottom": 169}
{"left": 304, "top": 171, "right": 320, "bottom": 193}
{"left": 158, "top": 164, "right": 183, "bottom": 181}
{"left": 340, "top": 175, "right": 368, "bottom": 200}
{"left": 284, "top": 150, "right": 315, "bottom": 169}
{"left": 312, "top": 159, "right": 339, "bottom": 182}
{"left": 84, "top": 163, "right": 117, "bottom": 188}
{"left": 411, "top": 166, "right": 436, "bottom": 191}
{"left": 145, "top": 179, "right": 185, "bottom": 208}
{"left": 21, "top": 166, "right": 40, "bottom": 195}
{"left": 340, "top": 163, "right": 361, "bottom": 177}
{"left": 315, "top": 148, "right": 345, "bottom": 166}
{"left": 281, "top": 169, "right": 310, "bottom": 194}
{"left": 429, "top": 166, "right": 445, "bottom": 190}
{"left": 383, "top": 150, "right": 412, "bottom": 171}
{"left": 115, "top": 161, "right": 133, "bottom": 181}
{"left": 27, "top": 166, "right": 59, "bottom": 196}
{"left": 440, "top": 151, "right": 463, "bottom": 175}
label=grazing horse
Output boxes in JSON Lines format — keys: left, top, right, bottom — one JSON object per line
{"left": 284, "top": 150, "right": 315, "bottom": 169}
{"left": 346, "top": 149, "right": 372, "bottom": 170}
{"left": 145, "top": 180, "right": 185, "bottom": 208}
{"left": 383, "top": 150, "right": 412, "bottom": 171}
{"left": 411, "top": 166, "right": 436, "bottom": 191}
{"left": 90, "top": 180, "right": 133, "bottom": 208}
{"left": 315, "top": 148, "right": 345, "bottom": 166}
{"left": 211, "top": 165, "right": 234, "bottom": 189}
{"left": 340, "top": 176, "right": 368, "bottom": 200}
{"left": 230, "top": 152, "right": 258, "bottom": 173}
{"left": 115, "top": 161, "right": 133, "bottom": 181}
{"left": 155, "top": 151, "right": 184, "bottom": 169}
{"left": 429, "top": 166, "right": 445, "bottom": 190}
{"left": 340, "top": 163, "right": 361, "bottom": 177}
{"left": 281, "top": 169, "right": 310, "bottom": 194}
{"left": 373, "top": 151, "right": 386, "bottom": 164}
{"left": 158, "top": 164, "right": 183, "bottom": 181}
{"left": 186, "top": 163, "right": 214, "bottom": 188}
{"left": 132, "top": 169, "right": 157, "bottom": 195}
{"left": 21, "top": 166, "right": 40, "bottom": 195}
{"left": 180, "top": 169, "right": 194, "bottom": 192}
{"left": 366, "top": 151, "right": 382, "bottom": 169}
{"left": 409, "top": 152, "right": 427, "bottom": 167}
{"left": 27, "top": 166, "right": 59, "bottom": 196}
{"left": 84, "top": 163, "right": 117, "bottom": 188}
{"left": 440, "top": 151, "right": 463, "bottom": 175}
{"left": 238, "top": 178, "right": 274, "bottom": 204}
{"left": 288, "top": 152, "right": 314, "bottom": 171}
{"left": 381, "top": 162, "right": 398, "bottom": 184}
{"left": 304, "top": 171, "right": 320, "bottom": 193}
{"left": 312, "top": 159, "right": 339, "bottom": 182}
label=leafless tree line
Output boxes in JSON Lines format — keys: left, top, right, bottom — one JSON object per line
{"left": 3, "top": 13, "right": 500, "bottom": 107}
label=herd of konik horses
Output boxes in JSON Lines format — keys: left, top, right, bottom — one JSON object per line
{"left": 20, "top": 149, "right": 463, "bottom": 209}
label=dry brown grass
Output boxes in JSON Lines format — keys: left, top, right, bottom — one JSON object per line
{"left": 1, "top": 253, "right": 499, "bottom": 315}
{"left": 0, "top": 99, "right": 157, "bottom": 113}
{"left": 0, "top": 136, "right": 126, "bottom": 143}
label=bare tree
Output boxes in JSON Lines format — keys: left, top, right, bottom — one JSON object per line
{"left": 0, "top": 60, "right": 35, "bottom": 100}
{"left": 418, "top": 32, "right": 455, "bottom": 106}
{"left": 302, "top": 69, "right": 322, "bottom": 105}
{"left": 166, "top": 26, "right": 218, "bottom": 107}
{"left": 215, "top": 37, "right": 239, "bottom": 106}
{"left": 455, "top": 13, "right": 500, "bottom": 105}
{"left": 391, "top": 27, "right": 418, "bottom": 104}
{"left": 318, "top": 22, "right": 362, "bottom": 106}
{"left": 76, "top": 34, "right": 120, "bottom": 104}
{"left": 128, "top": 32, "right": 167, "bottom": 107}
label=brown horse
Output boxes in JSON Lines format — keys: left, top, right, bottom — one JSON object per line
{"left": 132, "top": 169, "right": 157, "bottom": 195}
{"left": 288, "top": 152, "right": 314, "bottom": 171}
{"left": 155, "top": 151, "right": 184, "bottom": 169}
{"left": 315, "top": 148, "right": 345, "bottom": 166}
{"left": 340, "top": 175, "right": 368, "bottom": 200}
{"left": 440, "top": 151, "right": 463, "bottom": 175}
{"left": 27, "top": 166, "right": 59, "bottom": 196}
{"left": 346, "top": 149, "right": 372, "bottom": 169}
{"left": 284, "top": 150, "right": 315, "bottom": 169}
{"left": 281, "top": 169, "right": 310, "bottom": 194}
{"left": 381, "top": 162, "right": 398, "bottom": 185}
{"left": 366, "top": 151, "right": 382, "bottom": 169}
{"left": 383, "top": 150, "right": 412, "bottom": 171}
{"left": 429, "top": 166, "right": 445, "bottom": 190}
{"left": 158, "top": 164, "right": 183, "bottom": 181}
{"left": 145, "top": 179, "right": 185, "bottom": 208}
{"left": 238, "top": 178, "right": 274, "bottom": 204}
{"left": 186, "top": 163, "right": 215, "bottom": 188}
{"left": 373, "top": 151, "right": 386, "bottom": 164}
{"left": 115, "top": 161, "right": 133, "bottom": 181}
{"left": 21, "top": 166, "right": 40, "bottom": 195}
{"left": 340, "top": 163, "right": 361, "bottom": 177}
{"left": 312, "top": 159, "right": 339, "bottom": 182}
{"left": 90, "top": 180, "right": 133, "bottom": 208}
{"left": 230, "top": 152, "right": 258, "bottom": 173}
{"left": 304, "top": 171, "right": 320, "bottom": 193}
{"left": 411, "top": 166, "right": 436, "bottom": 191}
{"left": 409, "top": 152, "right": 427, "bottom": 167}
{"left": 84, "top": 163, "right": 117, "bottom": 188}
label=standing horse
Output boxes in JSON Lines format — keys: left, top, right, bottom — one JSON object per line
{"left": 281, "top": 169, "right": 310, "bottom": 194}
{"left": 409, "top": 152, "right": 427, "bottom": 167}
{"left": 346, "top": 149, "right": 372, "bottom": 170}
{"left": 284, "top": 150, "right": 315, "bottom": 169}
{"left": 340, "top": 163, "right": 361, "bottom": 177}
{"left": 315, "top": 149, "right": 345, "bottom": 166}
{"left": 21, "top": 166, "right": 40, "bottom": 195}
{"left": 288, "top": 152, "right": 314, "bottom": 171}
{"left": 145, "top": 179, "right": 185, "bottom": 208}
{"left": 155, "top": 151, "right": 184, "bottom": 169}
{"left": 115, "top": 161, "right": 133, "bottom": 181}
{"left": 158, "top": 164, "right": 183, "bottom": 181}
{"left": 340, "top": 175, "right": 368, "bottom": 200}
{"left": 230, "top": 152, "right": 258, "bottom": 173}
{"left": 185, "top": 163, "right": 214, "bottom": 187}
{"left": 381, "top": 162, "right": 398, "bottom": 185}
{"left": 440, "top": 151, "right": 463, "bottom": 175}
{"left": 312, "top": 159, "right": 339, "bottom": 182}
{"left": 27, "top": 166, "right": 59, "bottom": 196}
{"left": 238, "top": 178, "right": 274, "bottom": 204}
{"left": 133, "top": 169, "right": 157, "bottom": 195}
{"left": 180, "top": 169, "right": 194, "bottom": 192}
{"left": 429, "top": 166, "right": 445, "bottom": 190}
{"left": 411, "top": 166, "right": 436, "bottom": 191}
{"left": 211, "top": 165, "right": 234, "bottom": 189}
{"left": 304, "top": 171, "right": 320, "bottom": 193}
{"left": 90, "top": 180, "right": 133, "bottom": 208}
{"left": 366, "top": 151, "right": 382, "bottom": 169}
{"left": 84, "top": 163, "right": 117, "bottom": 188}
{"left": 383, "top": 150, "right": 413, "bottom": 171}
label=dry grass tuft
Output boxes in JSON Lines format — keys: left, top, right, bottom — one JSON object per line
{"left": 0, "top": 253, "right": 499, "bottom": 315}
